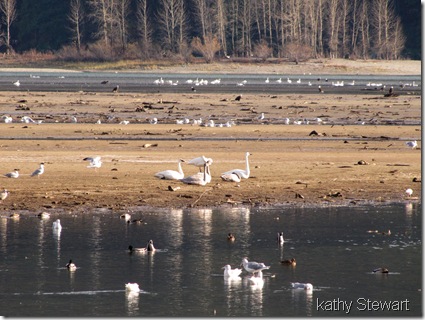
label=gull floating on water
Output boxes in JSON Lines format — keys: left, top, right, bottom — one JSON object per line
{"left": 223, "top": 265, "right": 242, "bottom": 278}
{"left": 222, "top": 152, "right": 251, "bottom": 179}
{"left": 4, "top": 169, "right": 19, "bottom": 178}
{"left": 241, "top": 257, "right": 270, "bottom": 274}
{"left": 31, "top": 163, "right": 44, "bottom": 178}
{"left": 291, "top": 282, "right": 313, "bottom": 292}
{"left": 154, "top": 159, "right": 185, "bottom": 180}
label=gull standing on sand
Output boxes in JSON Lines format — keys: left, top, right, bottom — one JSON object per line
{"left": 405, "top": 140, "right": 417, "bottom": 149}
{"left": 405, "top": 188, "right": 413, "bottom": 197}
{"left": 2, "top": 115, "right": 13, "bottom": 123}
{"left": 4, "top": 169, "right": 19, "bottom": 178}
{"left": 84, "top": 156, "right": 102, "bottom": 169}
{"left": 154, "top": 159, "right": 185, "bottom": 180}
{"left": 0, "top": 189, "right": 9, "bottom": 202}
{"left": 241, "top": 257, "right": 270, "bottom": 274}
{"left": 31, "top": 163, "right": 45, "bottom": 178}
{"left": 222, "top": 152, "right": 251, "bottom": 179}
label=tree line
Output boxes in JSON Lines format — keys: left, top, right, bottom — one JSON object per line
{"left": 0, "top": 0, "right": 421, "bottom": 62}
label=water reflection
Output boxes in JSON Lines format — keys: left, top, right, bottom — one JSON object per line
{"left": 125, "top": 291, "right": 140, "bottom": 315}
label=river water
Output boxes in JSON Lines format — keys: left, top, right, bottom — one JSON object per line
{"left": 0, "top": 202, "right": 421, "bottom": 317}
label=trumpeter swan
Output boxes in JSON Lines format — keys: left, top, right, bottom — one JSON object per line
{"left": 222, "top": 152, "right": 251, "bottom": 179}
{"left": 180, "top": 163, "right": 211, "bottom": 186}
{"left": 154, "top": 159, "right": 185, "bottom": 180}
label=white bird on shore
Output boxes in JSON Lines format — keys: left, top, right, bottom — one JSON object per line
{"left": 2, "top": 115, "right": 12, "bottom": 123}
{"left": 154, "top": 159, "right": 185, "bottom": 180}
{"left": 241, "top": 257, "right": 270, "bottom": 274}
{"left": 149, "top": 117, "right": 158, "bottom": 125}
{"left": 84, "top": 156, "right": 102, "bottom": 169}
{"left": 13, "top": 80, "right": 20, "bottom": 87}
{"left": 0, "top": 189, "right": 9, "bottom": 201}
{"left": 4, "top": 169, "right": 19, "bottom": 178}
{"left": 180, "top": 163, "right": 211, "bottom": 186}
{"left": 223, "top": 265, "right": 242, "bottom": 278}
{"left": 291, "top": 282, "right": 313, "bottom": 292}
{"left": 222, "top": 152, "right": 251, "bottom": 179}
{"left": 21, "top": 116, "right": 36, "bottom": 124}
{"left": 187, "top": 155, "right": 213, "bottom": 171}
{"left": 405, "top": 140, "right": 417, "bottom": 149}
{"left": 31, "top": 163, "right": 45, "bottom": 178}
{"left": 220, "top": 172, "right": 241, "bottom": 183}
{"left": 405, "top": 188, "right": 413, "bottom": 197}
{"left": 71, "top": 116, "right": 78, "bottom": 123}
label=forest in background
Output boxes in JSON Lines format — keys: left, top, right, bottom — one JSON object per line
{"left": 0, "top": 0, "right": 421, "bottom": 64}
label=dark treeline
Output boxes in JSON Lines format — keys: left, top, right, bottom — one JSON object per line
{"left": 0, "top": 0, "right": 421, "bottom": 62}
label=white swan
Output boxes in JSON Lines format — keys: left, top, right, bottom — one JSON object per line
{"left": 187, "top": 155, "right": 213, "bottom": 171}
{"left": 220, "top": 172, "right": 241, "bottom": 183}
{"left": 222, "top": 152, "right": 251, "bottom": 179}
{"left": 125, "top": 283, "right": 140, "bottom": 292}
{"left": 223, "top": 265, "right": 242, "bottom": 278}
{"left": 291, "top": 282, "right": 313, "bottom": 292}
{"left": 405, "top": 188, "right": 413, "bottom": 197}
{"left": 84, "top": 156, "right": 102, "bottom": 169}
{"left": 154, "top": 159, "right": 185, "bottom": 180}
{"left": 31, "top": 163, "right": 45, "bottom": 178}
{"left": 241, "top": 257, "right": 270, "bottom": 274}
{"left": 180, "top": 163, "right": 211, "bottom": 186}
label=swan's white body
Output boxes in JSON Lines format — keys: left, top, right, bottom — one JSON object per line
{"left": 291, "top": 282, "right": 313, "bottom": 292}
{"left": 180, "top": 164, "right": 211, "bottom": 186}
{"left": 220, "top": 172, "right": 241, "bottom": 183}
{"left": 31, "top": 163, "right": 44, "bottom": 178}
{"left": 4, "top": 169, "right": 19, "bottom": 178}
{"left": 242, "top": 257, "right": 270, "bottom": 274}
{"left": 84, "top": 156, "right": 102, "bottom": 169}
{"left": 222, "top": 152, "right": 251, "bottom": 179}
{"left": 187, "top": 155, "right": 213, "bottom": 169}
{"left": 154, "top": 160, "right": 185, "bottom": 180}
{"left": 223, "top": 265, "right": 242, "bottom": 278}
{"left": 405, "top": 188, "right": 413, "bottom": 197}
{"left": 125, "top": 283, "right": 140, "bottom": 292}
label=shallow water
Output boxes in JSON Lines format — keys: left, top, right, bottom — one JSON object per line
{"left": 0, "top": 202, "right": 421, "bottom": 317}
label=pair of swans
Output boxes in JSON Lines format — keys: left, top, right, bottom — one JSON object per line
{"left": 221, "top": 152, "right": 251, "bottom": 182}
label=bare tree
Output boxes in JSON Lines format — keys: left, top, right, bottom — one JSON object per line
{"left": 136, "top": 0, "right": 152, "bottom": 52}
{"left": 69, "top": 0, "right": 84, "bottom": 52}
{"left": 88, "top": 0, "right": 111, "bottom": 47}
{"left": 0, "top": 0, "right": 17, "bottom": 54}
{"left": 191, "top": 33, "right": 221, "bottom": 62}
{"left": 116, "top": 0, "right": 131, "bottom": 50}
{"left": 157, "top": 0, "right": 186, "bottom": 53}
{"left": 216, "top": 0, "right": 227, "bottom": 55}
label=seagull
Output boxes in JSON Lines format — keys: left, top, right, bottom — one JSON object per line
{"left": 71, "top": 116, "right": 78, "bottom": 123}
{"left": 31, "top": 163, "right": 45, "bottom": 178}
{"left": 4, "top": 169, "right": 19, "bottom": 178}
{"left": 281, "top": 258, "right": 296, "bottom": 266}
{"left": 66, "top": 259, "right": 77, "bottom": 271}
{"left": 0, "top": 189, "right": 9, "bottom": 201}
{"left": 154, "top": 159, "right": 185, "bottom": 180}
{"left": 223, "top": 265, "right": 242, "bottom": 278}
{"left": 277, "top": 232, "right": 284, "bottom": 245}
{"left": 257, "top": 113, "right": 265, "bottom": 121}
{"left": 125, "top": 283, "right": 140, "bottom": 292}
{"left": 83, "top": 156, "right": 102, "bottom": 169}
{"left": 405, "top": 188, "right": 413, "bottom": 197}
{"left": 291, "top": 282, "right": 313, "bottom": 292}
{"left": 53, "top": 219, "right": 62, "bottom": 232}
{"left": 187, "top": 155, "right": 213, "bottom": 171}
{"left": 2, "top": 115, "right": 13, "bottom": 123}
{"left": 241, "top": 257, "right": 270, "bottom": 274}
{"left": 13, "top": 80, "right": 20, "bottom": 87}
{"left": 220, "top": 172, "right": 241, "bottom": 183}
{"left": 405, "top": 140, "right": 417, "bottom": 149}
{"left": 149, "top": 117, "right": 158, "bottom": 125}
{"left": 222, "top": 152, "right": 251, "bottom": 179}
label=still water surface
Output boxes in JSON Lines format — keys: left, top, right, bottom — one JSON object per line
{"left": 0, "top": 203, "right": 421, "bottom": 317}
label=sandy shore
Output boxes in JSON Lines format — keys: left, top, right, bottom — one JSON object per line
{"left": 0, "top": 72, "right": 421, "bottom": 213}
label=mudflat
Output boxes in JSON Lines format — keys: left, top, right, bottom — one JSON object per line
{"left": 0, "top": 60, "right": 421, "bottom": 213}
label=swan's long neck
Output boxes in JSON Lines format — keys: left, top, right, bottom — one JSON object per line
{"left": 245, "top": 154, "right": 250, "bottom": 175}
{"left": 178, "top": 161, "right": 183, "bottom": 175}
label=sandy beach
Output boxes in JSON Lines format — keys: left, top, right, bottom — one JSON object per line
{"left": 0, "top": 59, "right": 421, "bottom": 213}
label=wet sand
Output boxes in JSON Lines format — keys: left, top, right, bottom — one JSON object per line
{"left": 0, "top": 60, "right": 421, "bottom": 213}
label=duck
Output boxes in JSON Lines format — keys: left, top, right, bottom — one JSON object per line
{"left": 154, "top": 159, "right": 185, "bottom": 180}
{"left": 222, "top": 152, "right": 251, "bottom": 179}
{"left": 66, "top": 259, "right": 77, "bottom": 271}
{"left": 227, "top": 233, "right": 236, "bottom": 241}
{"left": 281, "top": 258, "right": 296, "bottom": 266}
{"left": 125, "top": 283, "right": 140, "bottom": 292}
{"left": 373, "top": 267, "right": 389, "bottom": 273}
{"left": 223, "top": 265, "right": 242, "bottom": 278}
